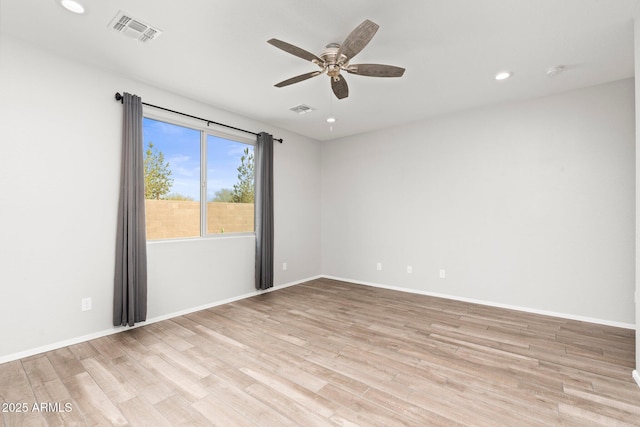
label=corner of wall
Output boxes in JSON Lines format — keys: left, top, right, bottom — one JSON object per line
{"left": 634, "top": 6, "right": 640, "bottom": 380}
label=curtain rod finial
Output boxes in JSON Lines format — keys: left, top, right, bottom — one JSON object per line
{"left": 115, "top": 92, "right": 123, "bottom": 103}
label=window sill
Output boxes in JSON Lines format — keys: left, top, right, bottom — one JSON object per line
{"left": 146, "top": 232, "right": 255, "bottom": 245}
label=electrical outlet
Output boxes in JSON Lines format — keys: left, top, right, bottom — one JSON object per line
{"left": 81, "top": 297, "right": 92, "bottom": 312}
{"left": 376, "top": 262, "right": 382, "bottom": 271}
{"left": 282, "top": 262, "right": 287, "bottom": 271}
{"left": 407, "top": 265, "right": 413, "bottom": 274}
{"left": 439, "top": 269, "right": 446, "bottom": 279}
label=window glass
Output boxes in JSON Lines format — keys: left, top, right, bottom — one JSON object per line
{"left": 142, "top": 117, "right": 254, "bottom": 240}
{"left": 142, "top": 118, "right": 201, "bottom": 239}
{"left": 207, "top": 135, "right": 255, "bottom": 234}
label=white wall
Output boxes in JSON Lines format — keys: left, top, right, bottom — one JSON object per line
{"left": 0, "top": 32, "right": 634, "bottom": 363}
{"left": 0, "top": 35, "right": 322, "bottom": 361}
{"left": 322, "top": 79, "right": 635, "bottom": 326}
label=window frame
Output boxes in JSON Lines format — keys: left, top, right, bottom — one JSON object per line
{"left": 143, "top": 108, "right": 256, "bottom": 241}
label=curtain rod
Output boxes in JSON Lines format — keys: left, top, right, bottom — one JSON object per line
{"left": 114, "top": 92, "right": 283, "bottom": 143}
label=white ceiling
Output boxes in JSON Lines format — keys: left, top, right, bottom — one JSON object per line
{"left": 1, "top": 0, "right": 638, "bottom": 141}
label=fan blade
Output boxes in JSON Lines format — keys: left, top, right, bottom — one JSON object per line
{"left": 274, "top": 71, "right": 323, "bottom": 87}
{"left": 337, "top": 19, "right": 379, "bottom": 62}
{"left": 331, "top": 75, "right": 349, "bottom": 99}
{"left": 267, "top": 38, "right": 323, "bottom": 64}
{"left": 346, "top": 64, "right": 405, "bottom": 77}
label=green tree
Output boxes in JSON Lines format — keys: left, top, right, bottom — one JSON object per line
{"left": 231, "top": 147, "right": 254, "bottom": 203}
{"left": 144, "top": 141, "right": 173, "bottom": 199}
{"left": 211, "top": 188, "right": 234, "bottom": 202}
{"left": 163, "top": 192, "right": 194, "bottom": 201}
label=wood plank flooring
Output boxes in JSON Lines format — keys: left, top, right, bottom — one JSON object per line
{"left": 1, "top": 278, "right": 639, "bottom": 426}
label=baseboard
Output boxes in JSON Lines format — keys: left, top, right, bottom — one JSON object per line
{"left": 633, "top": 370, "right": 640, "bottom": 389}
{"left": 321, "top": 275, "right": 636, "bottom": 330}
{"left": 1, "top": 273, "right": 631, "bottom": 365}
{"left": 0, "top": 327, "right": 129, "bottom": 366}
{"left": 259, "top": 275, "right": 323, "bottom": 295}
{"left": 0, "top": 275, "right": 322, "bottom": 365}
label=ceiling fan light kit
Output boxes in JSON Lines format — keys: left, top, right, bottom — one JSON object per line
{"left": 268, "top": 19, "right": 405, "bottom": 100}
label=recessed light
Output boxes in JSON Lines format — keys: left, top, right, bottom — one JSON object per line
{"left": 326, "top": 117, "right": 336, "bottom": 123}
{"left": 57, "top": 0, "right": 85, "bottom": 14}
{"left": 494, "top": 71, "right": 513, "bottom": 81}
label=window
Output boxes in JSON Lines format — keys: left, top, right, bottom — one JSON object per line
{"left": 142, "top": 116, "right": 255, "bottom": 240}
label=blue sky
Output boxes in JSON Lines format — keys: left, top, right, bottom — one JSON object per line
{"left": 143, "top": 118, "right": 253, "bottom": 201}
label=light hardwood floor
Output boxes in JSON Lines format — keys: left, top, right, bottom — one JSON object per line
{"left": 1, "top": 278, "right": 639, "bottom": 426}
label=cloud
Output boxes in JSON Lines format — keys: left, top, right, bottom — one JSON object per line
{"left": 169, "top": 155, "right": 192, "bottom": 163}
{"left": 226, "top": 144, "right": 252, "bottom": 158}
{"left": 173, "top": 166, "right": 199, "bottom": 178}
{"left": 167, "top": 155, "right": 198, "bottom": 178}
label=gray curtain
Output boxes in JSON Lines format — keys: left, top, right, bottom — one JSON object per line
{"left": 255, "top": 132, "right": 274, "bottom": 290}
{"left": 113, "top": 92, "right": 148, "bottom": 326}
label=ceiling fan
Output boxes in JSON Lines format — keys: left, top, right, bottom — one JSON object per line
{"left": 268, "top": 19, "right": 405, "bottom": 100}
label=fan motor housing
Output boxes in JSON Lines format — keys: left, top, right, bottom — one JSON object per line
{"left": 321, "top": 43, "right": 348, "bottom": 76}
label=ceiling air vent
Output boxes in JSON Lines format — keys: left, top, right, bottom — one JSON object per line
{"left": 289, "top": 104, "right": 315, "bottom": 114}
{"left": 109, "top": 11, "right": 162, "bottom": 43}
